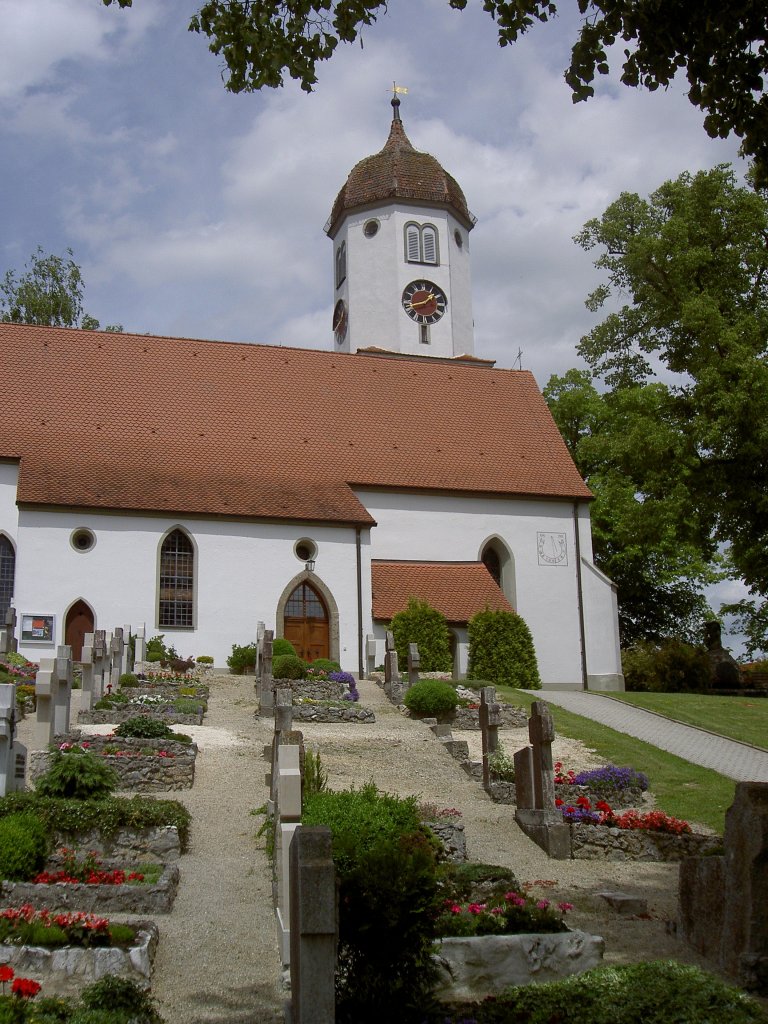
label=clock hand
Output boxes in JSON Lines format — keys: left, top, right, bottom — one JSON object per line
{"left": 409, "top": 294, "right": 436, "bottom": 309}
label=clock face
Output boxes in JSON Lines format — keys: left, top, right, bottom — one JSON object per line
{"left": 537, "top": 532, "right": 568, "bottom": 566}
{"left": 402, "top": 280, "right": 447, "bottom": 325}
{"left": 332, "top": 299, "right": 348, "bottom": 344}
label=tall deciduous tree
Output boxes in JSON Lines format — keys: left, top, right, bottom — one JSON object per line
{"left": 551, "top": 165, "right": 768, "bottom": 651}
{"left": 104, "top": 0, "right": 768, "bottom": 182}
{"left": 0, "top": 248, "right": 122, "bottom": 332}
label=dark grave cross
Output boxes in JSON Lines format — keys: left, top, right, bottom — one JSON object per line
{"left": 479, "top": 686, "right": 502, "bottom": 790}
{"left": 384, "top": 630, "right": 398, "bottom": 686}
{"left": 260, "top": 629, "right": 275, "bottom": 713}
{"left": 407, "top": 643, "right": 420, "bottom": 688}
{"left": 528, "top": 700, "right": 556, "bottom": 810}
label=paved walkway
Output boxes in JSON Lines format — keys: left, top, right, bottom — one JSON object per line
{"left": 524, "top": 690, "right": 768, "bottom": 782}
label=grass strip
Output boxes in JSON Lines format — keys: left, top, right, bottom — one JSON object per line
{"left": 498, "top": 688, "right": 734, "bottom": 833}
{"left": 590, "top": 691, "right": 768, "bottom": 750}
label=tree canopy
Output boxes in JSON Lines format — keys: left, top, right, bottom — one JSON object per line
{"left": 0, "top": 248, "right": 122, "bottom": 332}
{"left": 547, "top": 165, "right": 768, "bottom": 652}
{"left": 103, "top": 0, "right": 768, "bottom": 182}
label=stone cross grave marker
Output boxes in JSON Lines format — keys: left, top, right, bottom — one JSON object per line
{"left": 93, "top": 630, "right": 108, "bottom": 703}
{"left": 260, "top": 629, "right": 275, "bottom": 714}
{"left": 268, "top": 687, "right": 294, "bottom": 810}
{"left": 365, "top": 633, "right": 377, "bottom": 677}
{"left": 79, "top": 633, "right": 95, "bottom": 711}
{"left": 255, "top": 621, "right": 265, "bottom": 680}
{"left": 407, "top": 643, "right": 421, "bottom": 689}
{"left": 134, "top": 624, "right": 147, "bottom": 665}
{"left": 528, "top": 700, "right": 556, "bottom": 810}
{"left": 110, "top": 629, "right": 123, "bottom": 690}
{"left": 384, "top": 631, "right": 398, "bottom": 687}
{"left": 275, "top": 732, "right": 304, "bottom": 966}
{"left": 0, "top": 608, "right": 17, "bottom": 655}
{"left": 479, "top": 686, "right": 502, "bottom": 790}
{"left": 289, "top": 826, "right": 337, "bottom": 1024}
{"left": 33, "top": 657, "right": 58, "bottom": 749}
{"left": 121, "top": 625, "right": 132, "bottom": 675}
{"left": 0, "top": 683, "right": 25, "bottom": 796}
{"left": 54, "top": 645, "right": 73, "bottom": 737}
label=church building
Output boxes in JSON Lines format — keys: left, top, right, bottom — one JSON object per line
{"left": 0, "top": 99, "right": 623, "bottom": 690}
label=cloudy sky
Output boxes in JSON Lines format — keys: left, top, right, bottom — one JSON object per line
{"left": 0, "top": 0, "right": 752, "bottom": 641}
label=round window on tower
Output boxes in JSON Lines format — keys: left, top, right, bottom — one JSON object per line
{"left": 294, "top": 539, "right": 317, "bottom": 563}
{"left": 363, "top": 219, "right": 380, "bottom": 238}
{"left": 454, "top": 229, "right": 464, "bottom": 249}
{"left": 70, "top": 528, "right": 96, "bottom": 553}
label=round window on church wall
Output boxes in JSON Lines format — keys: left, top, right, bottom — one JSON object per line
{"left": 294, "top": 539, "right": 317, "bottom": 563}
{"left": 363, "top": 219, "right": 380, "bottom": 238}
{"left": 71, "top": 529, "right": 95, "bottom": 553}
{"left": 454, "top": 229, "right": 463, "bottom": 249}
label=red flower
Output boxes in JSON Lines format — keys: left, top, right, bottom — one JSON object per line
{"left": 11, "top": 977, "right": 41, "bottom": 999}
{"left": 555, "top": 797, "right": 564, "bottom": 807}
{"left": 0, "top": 965, "right": 14, "bottom": 983}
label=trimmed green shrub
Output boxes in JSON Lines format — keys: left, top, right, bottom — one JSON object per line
{"left": 403, "top": 679, "right": 459, "bottom": 718}
{"left": 310, "top": 657, "right": 342, "bottom": 672}
{"left": 303, "top": 783, "right": 440, "bottom": 1022}
{"left": 272, "top": 638, "right": 297, "bottom": 658}
{"left": 114, "top": 717, "right": 191, "bottom": 743}
{"left": 226, "top": 643, "right": 258, "bottom": 673}
{"left": 272, "top": 654, "right": 307, "bottom": 680}
{"left": 428, "top": 960, "right": 768, "bottom": 1024}
{"left": 35, "top": 749, "right": 119, "bottom": 801}
{"left": 118, "top": 673, "right": 138, "bottom": 687}
{"left": 77, "top": 975, "right": 164, "bottom": 1023}
{"left": 390, "top": 597, "right": 452, "bottom": 673}
{"left": 195, "top": 655, "right": 214, "bottom": 664}
{"left": 622, "top": 640, "right": 712, "bottom": 692}
{"left": 0, "top": 812, "right": 49, "bottom": 880}
{"left": 468, "top": 608, "right": 541, "bottom": 689}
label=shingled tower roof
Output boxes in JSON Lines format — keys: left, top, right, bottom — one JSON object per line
{"left": 326, "top": 97, "right": 475, "bottom": 237}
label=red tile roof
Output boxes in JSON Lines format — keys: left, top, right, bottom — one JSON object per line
{"left": 327, "top": 115, "right": 474, "bottom": 236}
{"left": 0, "top": 323, "right": 591, "bottom": 523}
{"left": 372, "top": 560, "right": 515, "bottom": 623}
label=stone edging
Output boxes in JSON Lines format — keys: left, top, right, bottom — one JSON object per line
{"left": 0, "top": 864, "right": 180, "bottom": 914}
{"left": 78, "top": 707, "right": 204, "bottom": 726}
{"left": 291, "top": 704, "right": 375, "bottom": 724}
{"left": 30, "top": 735, "right": 198, "bottom": 792}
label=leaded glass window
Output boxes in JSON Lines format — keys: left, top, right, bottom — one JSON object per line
{"left": 0, "top": 537, "right": 14, "bottom": 622}
{"left": 159, "top": 529, "right": 194, "bottom": 628}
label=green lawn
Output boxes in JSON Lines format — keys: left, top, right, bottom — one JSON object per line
{"left": 590, "top": 691, "right": 768, "bottom": 750}
{"left": 495, "top": 687, "right": 735, "bottom": 834}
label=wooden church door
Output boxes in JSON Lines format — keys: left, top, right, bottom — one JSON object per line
{"left": 64, "top": 601, "right": 94, "bottom": 662}
{"left": 283, "top": 582, "right": 329, "bottom": 662}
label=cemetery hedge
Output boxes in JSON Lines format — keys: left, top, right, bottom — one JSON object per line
{"left": 428, "top": 960, "right": 768, "bottom": 1023}
{"left": 0, "top": 793, "right": 192, "bottom": 852}
{"left": 468, "top": 608, "right": 541, "bottom": 689}
{"left": 390, "top": 598, "right": 453, "bottom": 673}
{"left": 226, "top": 642, "right": 258, "bottom": 673}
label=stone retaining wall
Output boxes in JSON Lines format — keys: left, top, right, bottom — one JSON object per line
{"left": 0, "top": 921, "right": 157, "bottom": 998}
{"left": 0, "top": 863, "right": 179, "bottom": 914}
{"left": 30, "top": 736, "right": 197, "bottom": 792}
{"left": 570, "top": 823, "right": 721, "bottom": 861}
{"left": 451, "top": 704, "right": 527, "bottom": 729}
{"left": 273, "top": 678, "right": 345, "bottom": 700}
{"left": 51, "top": 825, "right": 181, "bottom": 864}
{"left": 424, "top": 820, "right": 467, "bottom": 863}
{"left": 290, "top": 704, "right": 375, "bottom": 724}
{"left": 556, "top": 784, "right": 649, "bottom": 811}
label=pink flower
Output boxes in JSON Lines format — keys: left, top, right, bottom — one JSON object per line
{"left": 536, "top": 899, "right": 550, "bottom": 910}
{"left": 467, "top": 903, "right": 486, "bottom": 915}
{"left": 557, "top": 902, "right": 574, "bottom": 912}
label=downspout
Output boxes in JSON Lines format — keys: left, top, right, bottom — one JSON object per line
{"left": 572, "top": 502, "right": 589, "bottom": 691}
{"left": 356, "top": 527, "right": 364, "bottom": 679}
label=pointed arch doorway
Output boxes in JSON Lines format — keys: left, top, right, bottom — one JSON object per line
{"left": 283, "top": 581, "right": 330, "bottom": 662}
{"left": 64, "top": 600, "right": 94, "bottom": 662}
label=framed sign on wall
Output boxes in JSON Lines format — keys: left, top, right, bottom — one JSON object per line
{"left": 20, "top": 614, "right": 55, "bottom": 644}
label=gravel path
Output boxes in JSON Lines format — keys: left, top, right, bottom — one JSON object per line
{"left": 20, "top": 676, "right": 722, "bottom": 1021}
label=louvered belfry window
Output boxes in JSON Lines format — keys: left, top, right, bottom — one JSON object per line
{"left": 404, "top": 222, "right": 439, "bottom": 265}
{"left": 336, "top": 241, "right": 346, "bottom": 288}
{"left": 159, "top": 529, "right": 194, "bottom": 627}
{"left": 0, "top": 536, "right": 14, "bottom": 622}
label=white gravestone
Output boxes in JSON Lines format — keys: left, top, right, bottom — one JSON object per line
{"left": 54, "top": 645, "right": 73, "bottom": 737}
{"left": 0, "top": 684, "right": 25, "bottom": 796}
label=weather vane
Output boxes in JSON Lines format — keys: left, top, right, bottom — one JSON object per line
{"left": 392, "top": 82, "right": 408, "bottom": 97}
{"left": 514, "top": 347, "right": 523, "bottom": 370}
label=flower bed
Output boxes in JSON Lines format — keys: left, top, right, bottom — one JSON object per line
{"left": 78, "top": 705, "right": 203, "bottom": 726}
{"left": 51, "top": 825, "right": 182, "bottom": 865}
{"left": 0, "top": 910, "right": 157, "bottom": 998}
{"left": 1, "top": 861, "right": 179, "bottom": 914}
{"left": 30, "top": 735, "right": 197, "bottom": 792}
{"left": 554, "top": 763, "right": 650, "bottom": 810}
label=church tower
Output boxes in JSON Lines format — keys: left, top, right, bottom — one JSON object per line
{"left": 326, "top": 96, "right": 476, "bottom": 358}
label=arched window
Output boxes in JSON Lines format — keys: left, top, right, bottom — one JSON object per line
{"left": 480, "top": 537, "right": 516, "bottom": 607}
{"left": 404, "top": 222, "right": 439, "bottom": 265}
{"left": 0, "top": 536, "right": 14, "bottom": 622}
{"left": 335, "top": 241, "right": 346, "bottom": 288}
{"left": 284, "top": 581, "right": 329, "bottom": 662}
{"left": 159, "top": 529, "right": 194, "bottom": 628}
{"left": 482, "top": 546, "right": 502, "bottom": 587}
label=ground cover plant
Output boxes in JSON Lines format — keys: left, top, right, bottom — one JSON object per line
{"left": 599, "top": 691, "right": 768, "bottom": 750}
{"left": 426, "top": 960, "right": 768, "bottom": 1024}
{"left": 35, "top": 750, "right": 119, "bottom": 802}
{"left": 554, "top": 762, "right": 649, "bottom": 799}
{"left": 0, "top": 905, "right": 135, "bottom": 948}
{"left": 0, "top": 971, "right": 164, "bottom": 1023}
{"left": 0, "top": 793, "right": 191, "bottom": 852}
{"left": 503, "top": 689, "right": 734, "bottom": 833}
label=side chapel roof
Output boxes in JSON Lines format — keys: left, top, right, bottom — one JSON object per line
{"left": 326, "top": 97, "right": 475, "bottom": 236}
{"left": 0, "top": 323, "right": 592, "bottom": 524}
{"left": 371, "top": 560, "right": 515, "bottom": 623}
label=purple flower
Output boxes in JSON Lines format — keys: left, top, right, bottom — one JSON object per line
{"left": 572, "top": 765, "right": 649, "bottom": 792}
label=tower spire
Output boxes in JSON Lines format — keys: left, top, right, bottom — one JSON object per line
{"left": 391, "top": 82, "right": 408, "bottom": 122}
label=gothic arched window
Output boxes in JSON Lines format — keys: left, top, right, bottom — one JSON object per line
{"left": 0, "top": 536, "right": 14, "bottom": 622}
{"left": 159, "top": 529, "right": 194, "bottom": 628}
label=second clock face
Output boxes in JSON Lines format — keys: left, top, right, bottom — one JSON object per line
{"left": 332, "top": 299, "right": 348, "bottom": 344}
{"left": 402, "top": 280, "right": 447, "bottom": 325}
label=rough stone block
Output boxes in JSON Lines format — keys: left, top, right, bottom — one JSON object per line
{"left": 594, "top": 891, "right": 648, "bottom": 917}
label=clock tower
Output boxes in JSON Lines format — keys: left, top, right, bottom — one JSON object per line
{"left": 325, "top": 96, "right": 476, "bottom": 358}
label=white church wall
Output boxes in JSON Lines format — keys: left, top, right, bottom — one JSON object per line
{"left": 582, "top": 559, "right": 625, "bottom": 690}
{"left": 0, "top": 463, "right": 20, "bottom": 549}
{"left": 13, "top": 509, "right": 363, "bottom": 670}
{"left": 357, "top": 489, "right": 620, "bottom": 689}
